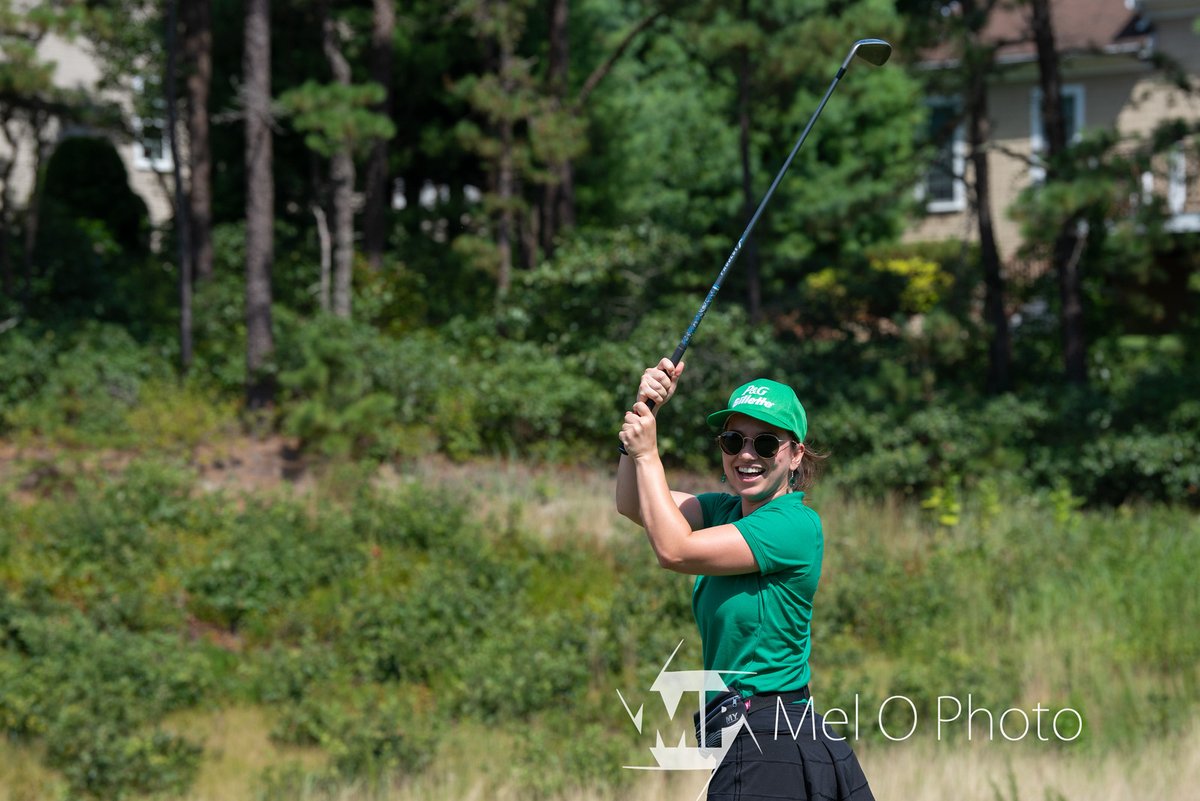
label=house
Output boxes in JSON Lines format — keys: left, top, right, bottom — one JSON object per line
{"left": 908, "top": 0, "right": 1200, "bottom": 270}
{"left": 0, "top": 17, "right": 175, "bottom": 234}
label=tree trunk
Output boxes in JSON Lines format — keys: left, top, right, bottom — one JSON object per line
{"left": 520, "top": 176, "right": 538, "bottom": 270}
{"left": 321, "top": 4, "right": 354, "bottom": 319}
{"left": 313, "top": 202, "right": 331, "bottom": 312}
{"left": 244, "top": 0, "right": 275, "bottom": 408}
{"left": 166, "top": 0, "right": 193, "bottom": 371}
{"left": 495, "top": 28, "right": 515, "bottom": 305}
{"left": 540, "top": 0, "right": 570, "bottom": 255}
{"left": 1029, "top": 0, "right": 1086, "bottom": 384}
{"left": 965, "top": 63, "right": 1011, "bottom": 394}
{"left": 496, "top": 113, "right": 515, "bottom": 303}
{"left": 0, "top": 120, "right": 16, "bottom": 302}
{"left": 738, "top": 0, "right": 761, "bottom": 324}
{"left": 363, "top": 0, "right": 393, "bottom": 269}
{"left": 183, "top": 0, "right": 213, "bottom": 282}
{"left": 22, "top": 111, "right": 51, "bottom": 288}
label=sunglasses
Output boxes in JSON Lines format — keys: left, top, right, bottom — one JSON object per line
{"left": 716, "top": 431, "right": 791, "bottom": 458}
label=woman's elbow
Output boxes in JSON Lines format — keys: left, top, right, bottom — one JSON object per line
{"left": 616, "top": 503, "right": 641, "bottom": 525}
{"left": 654, "top": 549, "right": 687, "bottom": 572}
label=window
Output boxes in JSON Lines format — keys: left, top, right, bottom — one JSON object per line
{"left": 920, "top": 99, "right": 966, "bottom": 213}
{"left": 1029, "top": 84, "right": 1084, "bottom": 183}
{"left": 130, "top": 76, "right": 173, "bottom": 173}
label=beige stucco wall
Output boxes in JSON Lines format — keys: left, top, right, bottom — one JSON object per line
{"left": 906, "top": 11, "right": 1200, "bottom": 265}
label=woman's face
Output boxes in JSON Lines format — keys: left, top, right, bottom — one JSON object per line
{"left": 720, "top": 413, "right": 805, "bottom": 508}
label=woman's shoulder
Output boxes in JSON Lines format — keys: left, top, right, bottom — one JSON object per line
{"left": 755, "top": 493, "right": 822, "bottom": 529}
{"left": 762, "top": 491, "right": 817, "bottom": 513}
{"left": 695, "top": 491, "right": 742, "bottom": 524}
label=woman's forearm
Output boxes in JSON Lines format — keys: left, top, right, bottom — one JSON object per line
{"left": 633, "top": 454, "right": 693, "bottom": 568}
{"left": 615, "top": 453, "right": 642, "bottom": 523}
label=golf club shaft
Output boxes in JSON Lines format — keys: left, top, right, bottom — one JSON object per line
{"left": 667, "top": 63, "right": 852, "bottom": 370}
{"left": 620, "top": 39, "right": 891, "bottom": 453}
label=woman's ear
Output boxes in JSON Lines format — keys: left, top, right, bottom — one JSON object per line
{"left": 790, "top": 442, "right": 806, "bottom": 472}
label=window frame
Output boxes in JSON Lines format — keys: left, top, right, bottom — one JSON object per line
{"left": 130, "top": 75, "right": 173, "bottom": 173}
{"left": 1029, "top": 84, "right": 1085, "bottom": 184}
{"left": 919, "top": 96, "right": 967, "bottom": 214}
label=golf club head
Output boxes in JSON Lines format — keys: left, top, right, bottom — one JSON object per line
{"left": 850, "top": 38, "right": 892, "bottom": 67}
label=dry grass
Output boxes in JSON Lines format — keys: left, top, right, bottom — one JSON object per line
{"left": 4, "top": 454, "right": 1195, "bottom": 801}
{"left": 857, "top": 721, "right": 1200, "bottom": 801}
{"left": 126, "top": 707, "right": 1200, "bottom": 801}
{"left": 378, "top": 455, "right": 662, "bottom": 543}
{"left": 0, "top": 740, "right": 64, "bottom": 801}
{"left": 170, "top": 706, "right": 327, "bottom": 801}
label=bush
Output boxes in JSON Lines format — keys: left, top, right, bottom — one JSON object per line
{"left": 27, "top": 136, "right": 177, "bottom": 334}
{"left": 184, "top": 499, "right": 365, "bottom": 633}
{"left": 271, "top": 686, "right": 439, "bottom": 783}
{"left": 277, "top": 314, "right": 402, "bottom": 458}
{"left": 0, "top": 322, "right": 173, "bottom": 444}
{"left": 0, "top": 591, "right": 209, "bottom": 799}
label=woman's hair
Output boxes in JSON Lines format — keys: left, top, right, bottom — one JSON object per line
{"left": 792, "top": 441, "right": 828, "bottom": 493}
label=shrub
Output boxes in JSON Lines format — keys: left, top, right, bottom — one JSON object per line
{"left": 125, "top": 379, "right": 239, "bottom": 452}
{"left": 184, "top": 500, "right": 364, "bottom": 633}
{"left": 27, "top": 136, "right": 171, "bottom": 332}
{"left": 271, "top": 686, "right": 439, "bottom": 783}
{"left": 0, "top": 591, "right": 209, "bottom": 799}
{"left": 0, "top": 322, "right": 173, "bottom": 444}
{"left": 277, "top": 315, "right": 402, "bottom": 458}
{"left": 453, "top": 609, "right": 597, "bottom": 720}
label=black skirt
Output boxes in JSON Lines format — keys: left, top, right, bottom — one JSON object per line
{"left": 707, "top": 699, "right": 874, "bottom": 801}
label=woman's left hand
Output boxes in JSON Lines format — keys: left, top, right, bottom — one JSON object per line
{"left": 619, "top": 401, "right": 658, "bottom": 459}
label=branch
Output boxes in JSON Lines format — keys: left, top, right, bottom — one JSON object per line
{"left": 571, "top": 10, "right": 663, "bottom": 113}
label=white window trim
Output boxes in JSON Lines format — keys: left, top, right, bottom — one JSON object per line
{"left": 1167, "top": 146, "right": 1187, "bottom": 215}
{"left": 130, "top": 76, "right": 173, "bottom": 173}
{"left": 1029, "top": 84, "right": 1085, "bottom": 184}
{"left": 132, "top": 118, "right": 173, "bottom": 172}
{"left": 918, "top": 97, "right": 968, "bottom": 214}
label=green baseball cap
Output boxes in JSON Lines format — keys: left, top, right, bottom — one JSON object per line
{"left": 706, "top": 379, "right": 808, "bottom": 441}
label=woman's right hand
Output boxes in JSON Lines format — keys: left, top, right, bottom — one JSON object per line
{"left": 638, "top": 357, "right": 685, "bottom": 411}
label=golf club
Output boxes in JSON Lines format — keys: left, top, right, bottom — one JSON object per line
{"left": 619, "top": 38, "right": 892, "bottom": 454}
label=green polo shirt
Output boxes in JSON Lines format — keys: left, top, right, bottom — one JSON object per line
{"left": 692, "top": 492, "right": 823, "bottom": 699}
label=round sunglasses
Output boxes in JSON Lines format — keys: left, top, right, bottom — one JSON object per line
{"left": 716, "top": 431, "right": 792, "bottom": 458}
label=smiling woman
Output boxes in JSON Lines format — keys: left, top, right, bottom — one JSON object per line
{"left": 616, "top": 360, "right": 874, "bottom": 801}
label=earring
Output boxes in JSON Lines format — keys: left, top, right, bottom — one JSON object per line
{"left": 720, "top": 473, "right": 727, "bottom": 484}
{"left": 788, "top": 469, "right": 797, "bottom": 489}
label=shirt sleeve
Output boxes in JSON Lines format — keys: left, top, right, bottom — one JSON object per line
{"left": 695, "top": 492, "right": 736, "bottom": 529}
{"left": 733, "top": 496, "right": 822, "bottom": 575}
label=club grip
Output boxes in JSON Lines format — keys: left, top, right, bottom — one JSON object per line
{"left": 618, "top": 347, "right": 686, "bottom": 455}
{"left": 619, "top": 401, "right": 656, "bottom": 455}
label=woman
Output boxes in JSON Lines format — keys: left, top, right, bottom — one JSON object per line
{"left": 616, "top": 358, "right": 874, "bottom": 801}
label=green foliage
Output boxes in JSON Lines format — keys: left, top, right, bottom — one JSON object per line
{"left": 0, "top": 591, "right": 208, "bottom": 799}
{"left": 271, "top": 686, "right": 438, "bottom": 782}
{"left": 278, "top": 80, "right": 395, "bottom": 157}
{"left": 184, "top": 499, "right": 365, "bottom": 634}
{"left": 277, "top": 315, "right": 402, "bottom": 458}
{"left": 1, "top": 447, "right": 1198, "bottom": 798}
{"left": 28, "top": 136, "right": 169, "bottom": 330}
{"left": 126, "top": 379, "right": 240, "bottom": 452}
{"left": 510, "top": 706, "right": 636, "bottom": 799}
{"left": 0, "top": 322, "right": 174, "bottom": 444}
{"left": 504, "top": 223, "right": 694, "bottom": 349}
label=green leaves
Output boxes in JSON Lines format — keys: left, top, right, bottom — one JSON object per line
{"left": 277, "top": 80, "right": 395, "bottom": 157}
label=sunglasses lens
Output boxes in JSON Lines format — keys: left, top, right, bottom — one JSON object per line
{"left": 717, "top": 432, "right": 783, "bottom": 457}
{"left": 718, "top": 432, "right": 743, "bottom": 455}
{"left": 754, "top": 434, "right": 780, "bottom": 458}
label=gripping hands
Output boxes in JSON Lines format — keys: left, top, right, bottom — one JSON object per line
{"left": 618, "top": 358, "right": 685, "bottom": 458}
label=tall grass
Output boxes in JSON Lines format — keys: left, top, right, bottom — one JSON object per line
{"left": 0, "top": 452, "right": 1196, "bottom": 799}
